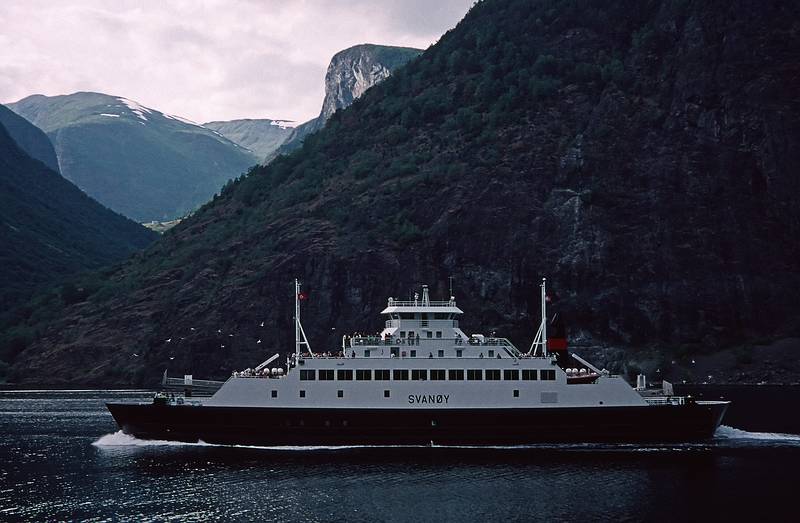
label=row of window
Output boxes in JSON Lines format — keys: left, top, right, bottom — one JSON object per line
{"left": 362, "top": 349, "right": 495, "bottom": 358}
{"left": 396, "top": 331, "right": 444, "bottom": 339}
{"left": 299, "top": 369, "right": 556, "bottom": 381}
{"left": 393, "top": 313, "right": 452, "bottom": 320}
{"left": 276, "top": 389, "right": 534, "bottom": 399}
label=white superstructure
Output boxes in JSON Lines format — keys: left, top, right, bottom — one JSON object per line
{"left": 203, "top": 280, "right": 648, "bottom": 410}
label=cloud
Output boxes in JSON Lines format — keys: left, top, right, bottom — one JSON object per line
{"left": 0, "top": 0, "right": 473, "bottom": 123}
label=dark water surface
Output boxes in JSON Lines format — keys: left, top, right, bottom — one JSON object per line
{"left": 1, "top": 391, "right": 799, "bottom": 522}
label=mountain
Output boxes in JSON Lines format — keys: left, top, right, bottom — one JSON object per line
{"left": 272, "top": 44, "right": 423, "bottom": 160}
{"left": 203, "top": 119, "right": 294, "bottom": 159}
{"left": 0, "top": 109, "right": 156, "bottom": 313}
{"left": 4, "top": 0, "right": 799, "bottom": 386}
{"left": 8, "top": 92, "right": 257, "bottom": 222}
{"left": 0, "top": 105, "right": 60, "bottom": 172}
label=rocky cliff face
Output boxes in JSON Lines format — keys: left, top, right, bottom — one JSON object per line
{"left": 273, "top": 44, "right": 422, "bottom": 159}
{"left": 4, "top": 0, "right": 800, "bottom": 386}
{"left": 320, "top": 44, "right": 422, "bottom": 122}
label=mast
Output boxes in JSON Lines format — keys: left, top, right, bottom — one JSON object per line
{"left": 294, "top": 278, "right": 313, "bottom": 357}
{"left": 528, "top": 277, "right": 548, "bottom": 356}
{"left": 295, "top": 278, "right": 301, "bottom": 357}
{"left": 541, "top": 278, "right": 547, "bottom": 357}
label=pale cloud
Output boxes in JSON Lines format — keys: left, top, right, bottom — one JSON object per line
{"left": 0, "top": 0, "right": 473, "bottom": 123}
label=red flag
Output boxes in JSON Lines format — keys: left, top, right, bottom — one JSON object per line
{"left": 298, "top": 291, "right": 308, "bottom": 301}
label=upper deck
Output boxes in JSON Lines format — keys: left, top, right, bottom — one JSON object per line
{"left": 381, "top": 297, "right": 463, "bottom": 315}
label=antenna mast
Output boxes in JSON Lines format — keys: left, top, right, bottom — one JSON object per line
{"left": 295, "top": 278, "right": 313, "bottom": 357}
{"left": 528, "top": 278, "right": 548, "bottom": 356}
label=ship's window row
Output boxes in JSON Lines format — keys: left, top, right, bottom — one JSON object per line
{"left": 355, "top": 346, "right": 501, "bottom": 357}
{"left": 298, "top": 369, "right": 556, "bottom": 381}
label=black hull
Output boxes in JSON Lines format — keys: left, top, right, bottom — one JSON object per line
{"left": 107, "top": 401, "right": 729, "bottom": 446}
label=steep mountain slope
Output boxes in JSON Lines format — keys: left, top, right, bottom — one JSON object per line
{"left": 5, "top": 0, "right": 800, "bottom": 386}
{"left": 203, "top": 119, "right": 294, "bottom": 159}
{"left": 8, "top": 93, "right": 257, "bottom": 222}
{"left": 0, "top": 105, "right": 59, "bottom": 172}
{"left": 0, "top": 114, "right": 156, "bottom": 311}
{"left": 273, "top": 44, "right": 422, "bottom": 159}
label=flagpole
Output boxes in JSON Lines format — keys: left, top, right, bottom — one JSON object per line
{"left": 541, "top": 278, "right": 547, "bottom": 357}
{"left": 295, "top": 278, "right": 301, "bottom": 358}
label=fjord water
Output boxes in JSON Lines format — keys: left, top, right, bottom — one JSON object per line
{"left": 1, "top": 391, "right": 799, "bottom": 522}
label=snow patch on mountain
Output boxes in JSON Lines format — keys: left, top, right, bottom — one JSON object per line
{"left": 270, "top": 120, "right": 296, "bottom": 129}
{"left": 117, "top": 97, "right": 151, "bottom": 121}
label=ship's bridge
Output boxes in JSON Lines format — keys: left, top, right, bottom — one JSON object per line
{"left": 343, "top": 285, "right": 523, "bottom": 359}
{"left": 380, "top": 286, "right": 463, "bottom": 339}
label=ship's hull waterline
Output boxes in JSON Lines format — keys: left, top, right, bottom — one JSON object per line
{"left": 107, "top": 401, "right": 728, "bottom": 446}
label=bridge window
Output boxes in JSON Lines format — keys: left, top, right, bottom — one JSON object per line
{"left": 486, "top": 369, "right": 501, "bottom": 380}
{"left": 412, "top": 369, "right": 428, "bottom": 381}
{"left": 319, "top": 370, "right": 334, "bottom": 380}
{"left": 504, "top": 369, "right": 519, "bottom": 380}
{"left": 448, "top": 369, "right": 464, "bottom": 380}
{"left": 375, "top": 369, "right": 390, "bottom": 380}
{"left": 434, "top": 313, "right": 447, "bottom": 319}
{"left": 356, "top": 369, "right": 371, "bottom": 380}
{"left": 393, "top": 369, "right": 409, "bottom": 381}
{"left": 522, "top": 369, "right": 538, "bottom": 380}
{"left": 430, "top": 369, "right": 446, "bottom": 380}
{"left": 541, "top": 369, "right": 556, "bottom": 381}
{"left": 337, "top": 369, "right": 353, "bottom": 381}
{"left": 300, "top": 370, "right": 315, "bottom": 380}
{"left": 467, "top": 369, "right": 483, "bottom": 380}
{"left": 400, "top": 313, "right": 413, "bottom": 319}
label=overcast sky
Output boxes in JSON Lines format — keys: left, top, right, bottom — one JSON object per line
{"left": 0, "top": 0, "right": 474, "bottom": 124}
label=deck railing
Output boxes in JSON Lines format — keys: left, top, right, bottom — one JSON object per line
{"left": 643, "top": 396, "right": 687, "bottom": 406}
{"left": 386, "top": 299, "right": 456, "bottom": 307}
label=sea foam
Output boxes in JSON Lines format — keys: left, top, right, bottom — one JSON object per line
{"left": 715, "top": 425, "right": 800, "bottom": 443}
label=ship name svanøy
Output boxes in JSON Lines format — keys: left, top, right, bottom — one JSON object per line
{"left": 408, "top": 394, "right": 450, "bottom": 404}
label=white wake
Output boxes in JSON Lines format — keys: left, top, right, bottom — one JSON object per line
{"left": 92, "top": 426, "right": 800, "bottom": 451}
{"left": 93, "top": 430, "right": 211, "bottom": 448}
{"left": 714, "top": 425, "right": 800, "bottom": 443}
{"left": 91, "top": 431, "right": 425, "bottom": 451}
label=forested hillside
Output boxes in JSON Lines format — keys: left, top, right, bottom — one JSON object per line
{"left": 0, "top": 115, "right": 155, "bottom": 326}
{"left": 4, "top": 0, "right": 799, "bottom": 385}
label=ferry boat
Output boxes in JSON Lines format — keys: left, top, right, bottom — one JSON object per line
{"left": 107, "top": 279, "right": 729, "bottom": 446}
